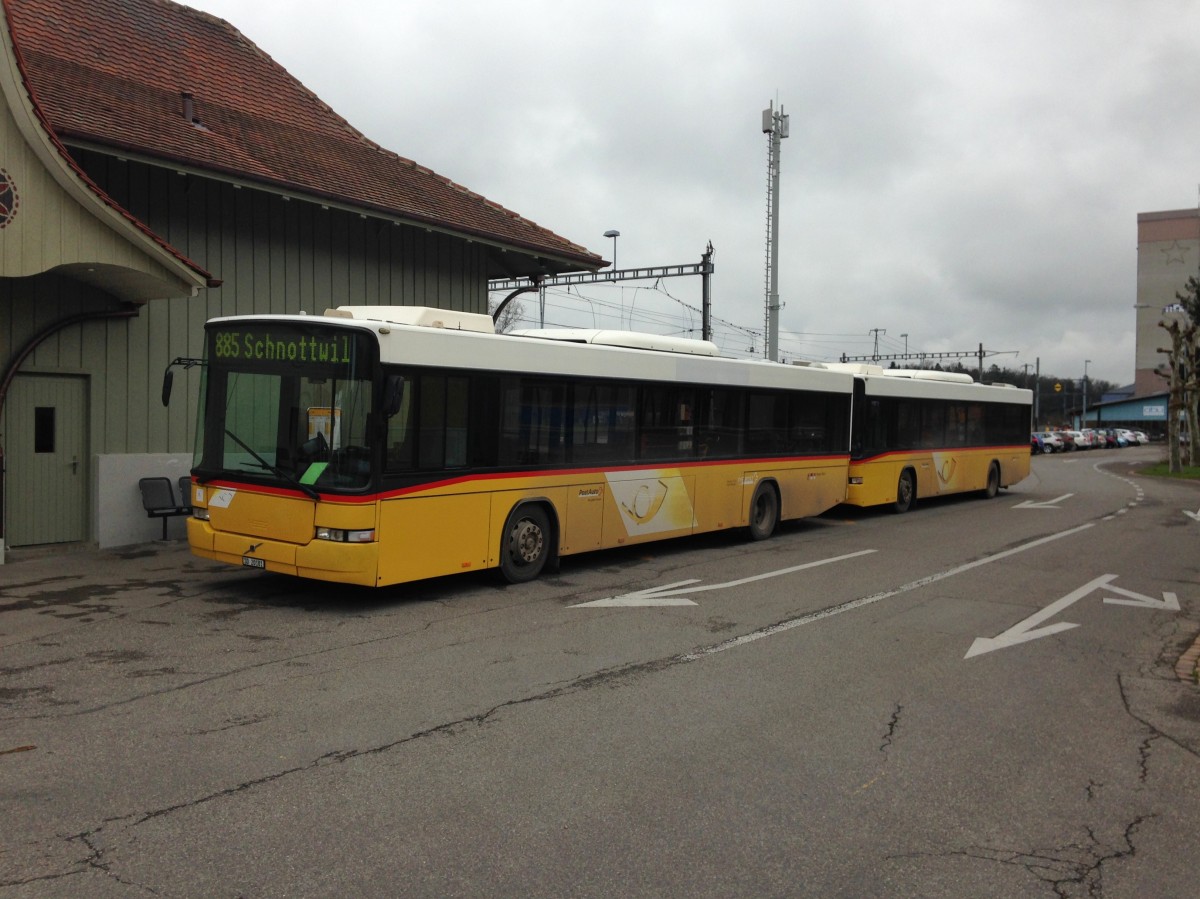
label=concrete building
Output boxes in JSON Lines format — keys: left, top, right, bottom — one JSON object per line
{"left": 1134, "top": 208, "right": 1198, "bottom": 396}
{"left": 0, "top": 0, "right": 601, "bottom": 558}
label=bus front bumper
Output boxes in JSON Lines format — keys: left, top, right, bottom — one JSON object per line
{"left": 188, "top": 519, "right": 380, "bottom": 587}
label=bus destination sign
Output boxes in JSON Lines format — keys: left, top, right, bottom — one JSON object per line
{"left": 213, "top": 328, "right": 354, "bottom": 364}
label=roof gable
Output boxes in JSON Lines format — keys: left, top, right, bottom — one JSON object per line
{"left": 5, "top": 0, "right": 601, "bottom": 275}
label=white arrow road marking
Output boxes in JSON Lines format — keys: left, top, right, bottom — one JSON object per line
{"left": 966, "top": 574, "right": 1182, "bottom": 658}
{"left": 573, "top": 580, "right": 702, "bottom": 607}
{"left": 571, "top": 549, "right": 877, "bottom": 607}
{"left": 1102, "top": 582, "right": 1181, "bottom": 611}
{"left": 964, "top": 576, "right": 1106, "bottom": 658}
{"left": 680, "top": 523, "right": 1096, "bottom": 660}
{"left": 1185, "top": 508, "right": 1200, "bottom": 522}
{"left": 1013, "top": 493, "right": 1075, "bottom": 509}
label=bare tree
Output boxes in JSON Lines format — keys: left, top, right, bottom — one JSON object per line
{"left": 487, "top": 296, "right": 527, "bottom": 334}
{"left": 1173, "top": 276, "right": 1200, "bottom": 466}
{"left": 1158, "top": 320, "right": 1190, "bottom": 472}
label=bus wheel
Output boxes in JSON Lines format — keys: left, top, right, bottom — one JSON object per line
{"left": 892, "top": 470, "right": 915, "bottom": 514}
{"left": 748, "top": 482, "right": 779, "bottom": 540}
{"left": 983, "top": 462, "right": 1001, "bottom": 499}
{"left": 499, "top": 505, "right": 551, "bottom": 583}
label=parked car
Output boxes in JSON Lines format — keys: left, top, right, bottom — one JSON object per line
{"left": 1062, "top": 430, "right": 1089, "bottom": 450}
{"left": 1034, "top": 431, "right": 1065, "bottom": 453}
{"left": 1031, "top": 433, "right": 1046, "bottom": 454}
{"left": 1126, "top": 430, "right": 1150, "bottom": 445}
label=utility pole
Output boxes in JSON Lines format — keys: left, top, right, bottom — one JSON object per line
{"left": 1035, "top": 357, "right": 1041, "bottom": 429}
{"left": 762, "top": 101, "right": 788, "bottom": 362}
{"left": 1082, "top": 359, "right": 1091, "bottom": 429}
{"left": 700, "top": 241, "right": 714, "bottom": 342}
{"left": 869, "top": 328, "right": 886, "bottom": 361}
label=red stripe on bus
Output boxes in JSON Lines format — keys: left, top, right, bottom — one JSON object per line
{"left": 198, "top": 453, "right": 852, "bottom": 503}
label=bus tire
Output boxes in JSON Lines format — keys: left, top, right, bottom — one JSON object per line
{"left": 983, "top": 462, "right": 1001, "bottom": 499}
{"left": 748, "top": 482, "right": 780, "bottom": 540}
{"left": 499, "top": 504, "right": 552, "bottom": 584}
{"left": 892, "top": 469, "right": 915, "bottom": 514}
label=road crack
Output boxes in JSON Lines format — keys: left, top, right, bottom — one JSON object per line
{"left": 893, "top": 815, "right": 1153, "bottom": 898}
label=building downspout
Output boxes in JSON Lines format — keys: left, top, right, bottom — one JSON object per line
{"left": 0, "top": 305, "right": 140, "bottom": 562}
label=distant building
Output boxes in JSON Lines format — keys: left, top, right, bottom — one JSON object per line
{"left": 0, "top": 0, "right": 601, "bottom": 555}
{"left": 1135, "top": 208, "right": 1198, "bottom": 396}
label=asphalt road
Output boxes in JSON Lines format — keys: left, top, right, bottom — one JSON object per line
{"left": 3, "top": 446, "right": 1199, "bottom": 898}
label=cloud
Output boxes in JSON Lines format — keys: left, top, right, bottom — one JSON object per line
{"left": 187, "top": 0, "right": 1200, "bottom": 385}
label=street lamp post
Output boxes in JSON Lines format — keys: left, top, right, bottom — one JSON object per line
{"left": 1083, "top": 359, "right": 1091, "bottom": 430}
{"left": 603, "top": 230, "right": 620, "bottom": 273}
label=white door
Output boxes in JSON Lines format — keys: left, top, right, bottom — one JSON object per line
{"left": 6, "top": 375, "right": 88, "bottom": 546}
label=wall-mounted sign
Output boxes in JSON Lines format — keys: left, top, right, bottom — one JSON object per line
{"left": 1143, "top": 405, "right": 1166, "bottom": 418}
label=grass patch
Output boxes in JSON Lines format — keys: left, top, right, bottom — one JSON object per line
{"left": 1138, "top": 462, "right": 1200, "bottom": 480}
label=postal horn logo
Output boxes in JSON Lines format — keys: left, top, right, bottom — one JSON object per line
{"left": 0, "top": 169, "right": 18, "bottom": 229}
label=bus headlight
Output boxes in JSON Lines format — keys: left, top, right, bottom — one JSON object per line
{"left": 848, "top": 477, "right": 864, "bottom": 485}
{"left": 315, "top": 527, "right": 376, "bottom": 543}
{"left": 193, "top": 508, "right": 210, "bottom": 520}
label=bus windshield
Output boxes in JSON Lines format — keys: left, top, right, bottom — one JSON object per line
{"left": 194, "top": 322, "right": 377, "bottom": 491}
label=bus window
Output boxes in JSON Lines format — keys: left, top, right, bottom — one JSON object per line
{"left": 500, "top": 377, "right": 567, "bottom": 466}
{"left": 572, "top": 383, "right": 635, "bottom": 464}
{"left": 416, "top": 374, "right": 470, "bottom": 469}
{"left": 747, "top": 392, "right": 786, "bottom": 455}
{"left": 921, "top": 402, "right": 945, "bottom": 448}
{"left": 639, "top": 385, "right": 693, "bottom": 460}
{"left": 384, "top": 369, "right": 414, "bottom": 471}
{"left": 698, "top": 388, "right": 743, "bottom": 457}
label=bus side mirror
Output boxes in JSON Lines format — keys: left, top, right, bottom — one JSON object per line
{"left": 383, "top": 375, "right": 405, "bottom": 418}
{"left": 161, "top": 369, "right": 174, "bottom": 407}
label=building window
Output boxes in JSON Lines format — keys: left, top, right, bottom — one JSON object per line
{"left": 34, "top": 407, "right": 55, "bottom": 453}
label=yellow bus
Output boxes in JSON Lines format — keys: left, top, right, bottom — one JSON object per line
{"left": 835, "top": 364, "right": 1032, "bottom": 513}
{"left": 178, "top": 306, "right": 855, "bottom": 587}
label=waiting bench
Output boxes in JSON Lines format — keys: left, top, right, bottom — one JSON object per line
{"left": 138, "top": 477, "right": 192, "bottom": 540}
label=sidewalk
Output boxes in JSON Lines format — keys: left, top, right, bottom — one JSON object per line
{"left": 0, "top": 539, "right": 193, "bottom": 581}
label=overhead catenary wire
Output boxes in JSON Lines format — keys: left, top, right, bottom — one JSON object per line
{"left": 495, "top": 278, "right": 942, "bottom": 364}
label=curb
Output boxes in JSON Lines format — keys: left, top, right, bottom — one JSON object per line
{"left": 1175, "top": 630, "right": 1200, "bottom": 684}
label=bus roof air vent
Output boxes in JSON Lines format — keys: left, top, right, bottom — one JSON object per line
{"left": 512, "top": 328, "right": 721, "bottom": 356}
{"left": 324, "top": 306, "right": 495, "bottom": 334}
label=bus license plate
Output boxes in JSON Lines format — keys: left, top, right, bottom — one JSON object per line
{"left": 242, "top": 556, "right": 265, "bottom": 569}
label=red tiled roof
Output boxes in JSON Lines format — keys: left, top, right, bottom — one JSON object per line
{"left": 4, "top": 0, "right": 601, "bottom": 273}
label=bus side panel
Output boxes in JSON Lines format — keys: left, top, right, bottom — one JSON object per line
{"left": 690, "top": 464, "right": 746, "bottom": 533}
{"left": 377, "top": 493, "right": 492, "bottom": 585}
{"left": 601, "top": 471, "right": 696, "bottom": 547}
{"left": 917, "top": 454, "right": 944, "bottom": 498}
{"left": 774, "top": 461, "right": 849, "bottom": 520}
{"left": 846, "top": 457, "right": 904, "bottom": 508}
{"left": 560, "top": 483, "right": 605, "bottom": 556}
{"left": 847, "top": 446, "right": 1029, "bottom": 508}
{"left": 999, "top": 449, "right": 1031, "bottom": 488}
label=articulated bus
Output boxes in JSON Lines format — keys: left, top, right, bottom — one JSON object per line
{"left": 180, "top": 307, "right": 856, "bottom": 587}
{"left": 834, "top": 364, "right": 1033, "bottom": 513}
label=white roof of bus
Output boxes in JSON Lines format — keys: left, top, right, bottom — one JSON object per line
{"left": 206, "top": 308, "right": 855, "bottom": 394}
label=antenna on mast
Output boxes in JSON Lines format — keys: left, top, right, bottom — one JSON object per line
{"left": 762, "top": 100, "right": 789, "bottom": 362}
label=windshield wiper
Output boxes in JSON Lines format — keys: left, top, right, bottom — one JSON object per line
{"left": 224, "top": 429, "right": 320, "bottom": 500}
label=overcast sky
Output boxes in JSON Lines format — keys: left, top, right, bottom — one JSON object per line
{"left": 187, "top": 0, "right": 1200, "bottom": 385}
